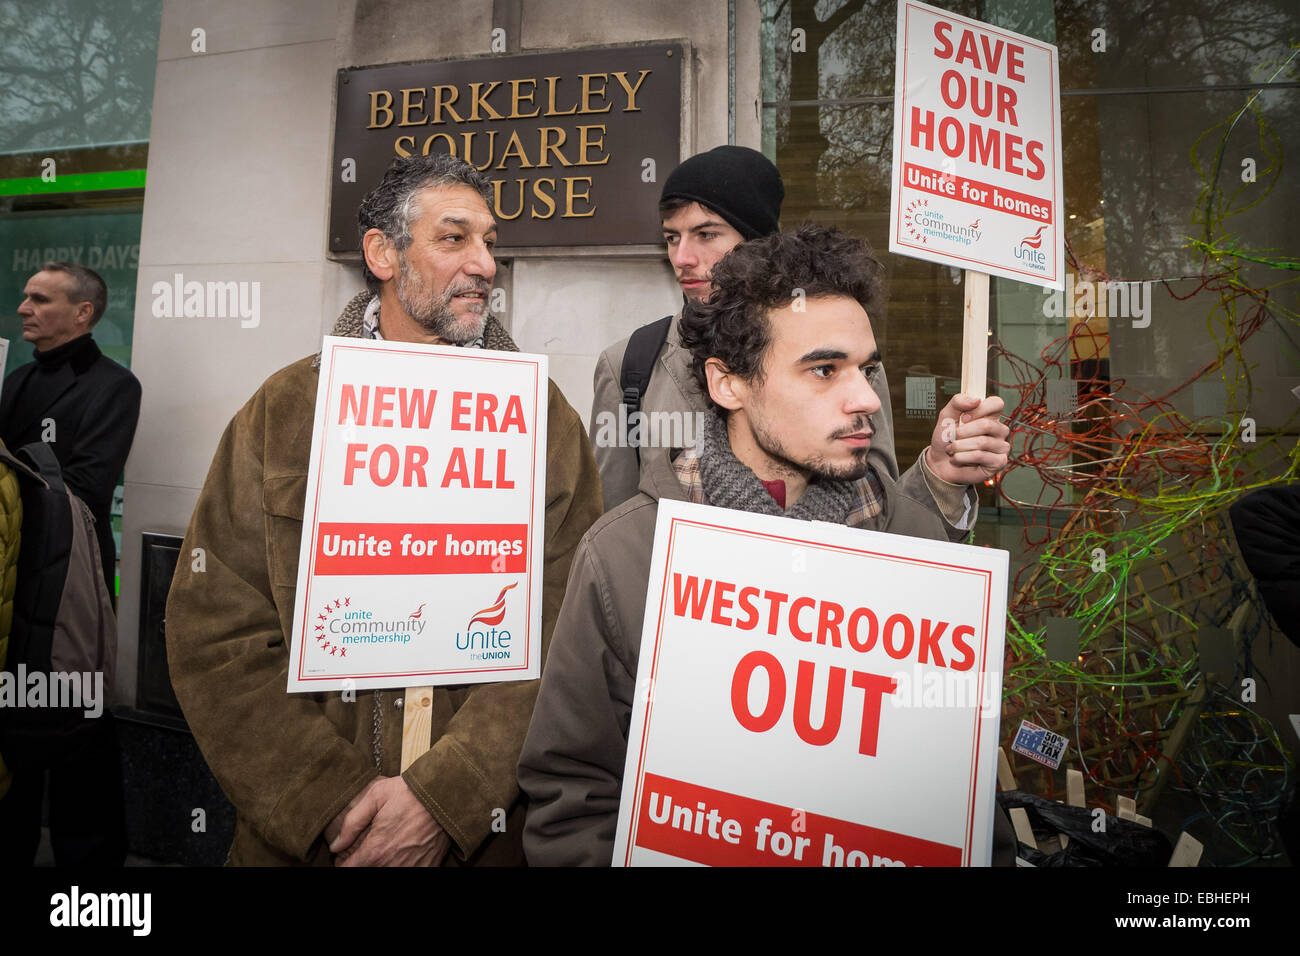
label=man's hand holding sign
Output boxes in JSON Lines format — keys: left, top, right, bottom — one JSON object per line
{"left": 928, "top": 393, "right": 1011, "bottom": 485}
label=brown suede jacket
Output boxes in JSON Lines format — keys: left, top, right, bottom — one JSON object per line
{"left": 166, "top": 301, "right": 602, "bottom": 865}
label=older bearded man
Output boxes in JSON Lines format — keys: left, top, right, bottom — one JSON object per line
{"left": 166, "top": 154, "right": 602, "bottom": 867}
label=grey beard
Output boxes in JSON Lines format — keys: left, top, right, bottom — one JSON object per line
{"left": 395, "top": 260, "right": 487, "bottom": 345}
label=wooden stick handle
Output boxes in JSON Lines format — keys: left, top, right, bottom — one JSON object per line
{"left": 961, "top": 270, "right": 990, "bottom": 400}
{"left": 1168, "top": 832, "right": 1204, "bottom": 867}
{"left": 1116, "top": 795, "right": 1137, "bottom": 821}
{"left": 996, "top": 747, "right": 1016, "bottom": 790}
{"left": 1066, "top": 769, "right": 1085, "bottom": 807}
{"left": 400, "top": 685, "right": 434, "bottom": 772}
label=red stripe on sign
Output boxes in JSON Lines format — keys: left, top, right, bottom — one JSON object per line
{"left": 634, "top": 773, "right": 961, "bottom": 867}
{"left": 903, "top": 162, "right": 1052, "bottom": 223}
{"left": 314, "top": 523, "right": 527, "bottom": 574}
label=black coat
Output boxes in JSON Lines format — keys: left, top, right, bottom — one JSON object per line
{"left": 1230, "top": 484, "right": 1300, "bottom": 647}
{"left": 0, "top": 336, "right": 141, "bottom": 597}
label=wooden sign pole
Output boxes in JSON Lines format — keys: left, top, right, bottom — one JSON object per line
{"left": 400, "top": 685, "right": 434, "bottom": 772}
{"left": 961, "top": 270, "right": 990, "bottom": 401}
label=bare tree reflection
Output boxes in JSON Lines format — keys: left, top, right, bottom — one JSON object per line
{"left": 0, "top": 0, "right": 159, "bottom": 153}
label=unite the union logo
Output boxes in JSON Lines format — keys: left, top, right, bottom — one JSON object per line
{"left": 456, "top": 581, "right": 519, "bottom": 661}
{"left": 1013, "top": 225, "right": 1049, "bottom": 269}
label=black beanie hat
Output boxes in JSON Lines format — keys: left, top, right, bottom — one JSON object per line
{"left": 660, "top": 145, "right": 784, "bottom": 240}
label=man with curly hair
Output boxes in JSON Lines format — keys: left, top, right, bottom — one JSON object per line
{"left": 519, "top": 223, "right": 1013, "bottom": 866}
{"left": 590, "top": 146, "right": 995, "bottom": 540}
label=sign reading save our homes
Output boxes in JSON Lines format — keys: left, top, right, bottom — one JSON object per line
{"left": 889, "top": 0, "right": 1065, "bottom": 290}
{"left": 286, "top": 337, "right": 547, "bottom": 693}
{"left": 614, "top": 500, "right": 1009, "bottom": 867}
{"left": 329, "top": 43, "right": 683, "bottom": 252}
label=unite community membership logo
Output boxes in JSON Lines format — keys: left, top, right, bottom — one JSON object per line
{"left": 314, "top": 595, "right": 427, "bottom": 655}
{"left": 901, "top": 198, "right": 984, "bottom": 249}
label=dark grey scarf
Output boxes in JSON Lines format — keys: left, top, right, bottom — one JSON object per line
{"left": 695, "top": 410, "right": 857, "bottom": 524}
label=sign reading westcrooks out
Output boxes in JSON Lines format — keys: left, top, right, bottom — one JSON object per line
{"left": 286, "top": 337, "right": 547, "bottom": 693}
{"left": 613, "top": 500, "right": 1009, "bottom": 867}
{"left": 889, "top": 0, "right": 1065, "bottom": 290}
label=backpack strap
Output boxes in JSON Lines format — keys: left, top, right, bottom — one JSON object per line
{"left": 0, "top": 442, "right": 48, "bottom": 490}
{"left": 618, "top": 315, "right": 674, "bottom": 459}
{"left": 15, "top": 441, "right": 66, "bottom": 496}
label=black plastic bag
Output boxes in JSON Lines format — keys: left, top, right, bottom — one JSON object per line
{"left": 998, "top": 790, "right": 1174, "bottom": 866}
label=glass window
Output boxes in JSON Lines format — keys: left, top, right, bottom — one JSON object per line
{"left": 761, "top": 1, "right": 1299, "bottom": 853}
{"left": 760, "top": 0, "right": 1300, "bottom": 537}
{"left": 0, "top": 0, "right": 163, "bottom": 585}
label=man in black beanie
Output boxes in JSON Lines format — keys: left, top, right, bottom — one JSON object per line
{"left": 588, "top": 146, "right": 984, "bottom": 547}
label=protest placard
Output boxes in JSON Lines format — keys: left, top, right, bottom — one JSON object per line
{"left": 286, "top": 336, "right": 547, "bottom": 693}
{"left": 613, "top": 499, "right": 1008, "bottom": 866}
{"left": 889, "top": 0, "right": 1065, "bottom": 290}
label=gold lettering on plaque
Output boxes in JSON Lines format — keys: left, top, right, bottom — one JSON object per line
{"left": 578, "top": 73, "right": 612, "bottom": 114}
{"left": 612, "top": 70, "right": 652, "bottom": 111}
{"left": 562, "top": 176, "right": 596, "bottom": 217}
{"left": 509, "top": 78, "right": 541, "bottom": 119}
{"left": 468, "top": 81, "right": 504, "bottom": 121}
{"left": 531, "top": 178, "right": 557, "bottom": 218}
{"left": 430, "top": 85, "right": 465, "bottom": 124}
{"left": 398, "top": 88, "right": 427, "bottom": 126}
{"left": 544, "top": 76, "right": 578, "bottom": 116}
{"left": 368, "top": 90, "right": 394, "bottom": 128}
{"left": 576, "top": 125, "right": 609, "bottom": 166}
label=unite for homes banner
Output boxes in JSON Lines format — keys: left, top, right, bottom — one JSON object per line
{"left": 287, "top": 336, "right": 547, "bottom": 693}
{"left": 613, "top": 499, "right": 1009, "bottom": 867}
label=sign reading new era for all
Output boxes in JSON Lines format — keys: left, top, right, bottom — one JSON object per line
{"left": 889, "top": 0, "right": 1064, "bottom": 289}
{"left": 614, "top": 500, "right": 1009, "bottom": 867}
{"left": 287, "top": 337, "right": 547, "bottom": 693}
